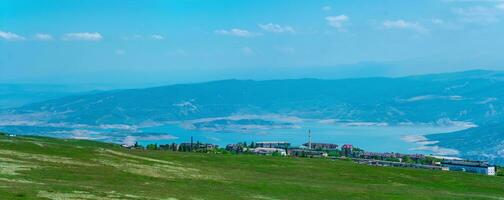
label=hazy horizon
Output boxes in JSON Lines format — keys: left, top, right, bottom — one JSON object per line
{"left": 0, "top": 69, "right": 500, "bottom": 91}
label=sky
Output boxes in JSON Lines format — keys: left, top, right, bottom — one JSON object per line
{"left": 1, "top": 0, "right": 504, "bottom": 88}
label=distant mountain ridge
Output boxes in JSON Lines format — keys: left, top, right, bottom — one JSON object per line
{"left": 3, "top": 70, "right": 504, "bottom": 163}
{"left": 8, "top": 70, "right": 504, "bottom": 124}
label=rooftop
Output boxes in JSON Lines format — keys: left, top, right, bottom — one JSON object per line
{"left": 441, "top": 160, "right": 494, "bottom": 168}
{"left": 256, "top": 141, "right": 290, "bottom": 144}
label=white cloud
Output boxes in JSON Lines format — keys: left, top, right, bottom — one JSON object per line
{"left": 325, "top": 15, "right": 349, "bottom": 31}
{"left": 400, "top": 95, "right": 464, "bottom": 102}
{"left": 322, "top": 6, "right": 332, "bottom": 11}
{"left": 150, "top": 34, "right": 164, "bottom": 40}
{"left": 142, "top": 135, "right": 178, "bottom": 140}
{"left": 382, "top": 20, "right": 429, "bottom": 33}
{"left": 0, "top": 30, "right": 25, "bottom": 41}
{"left": 121, "top": 34, "right": 165, "bottom": 40}
{"left": 63, "top": 32, "right": 103, "bottom": 41}
{"left": 34, "top": 33, "right": 53, "bottom": 41}
{"left": 122, "top": 136, "right": 137, "bottom": 146}
{"left": 121, "top": 34, "right": 143, "bottom": 40}
{"left": 258, "top": 23, "right": 294, "bottom": 33}
{"left": 453, "top": 6, "right": 501, "bottom": 24}
{"left": 215, "top": 28, "right": 257, "bottom": 37}
{"left": 122, "top": 134, "right": 178, "bottom": 146}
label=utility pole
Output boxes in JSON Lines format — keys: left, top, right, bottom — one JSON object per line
{"left": 308, "top": 129, "right": 312, "bottom": 150}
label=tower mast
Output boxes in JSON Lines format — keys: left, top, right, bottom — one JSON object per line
{"left": 308, "top": 129, "right": 312, "bottom": 150}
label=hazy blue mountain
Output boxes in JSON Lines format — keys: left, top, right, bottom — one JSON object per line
{"left": 8, "top": 70, "right": 504, "bottom": 124}
{"left": 3, "top": 70, "right": 504, "bottom": 163}
{"left": 427, "top": 123, "right": 504, "bottom": 162}
{"left": 0, "top": 84, "right": 102, "bottom": 109}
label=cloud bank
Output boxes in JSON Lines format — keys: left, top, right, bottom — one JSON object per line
{"left": 63, "top": 32, "right": 103, "bottom": 41}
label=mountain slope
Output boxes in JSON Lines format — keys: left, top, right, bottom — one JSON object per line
{"left": 427, "top": 123, "right": 504, "bottom": 162}
{"left": 8, "top": 70, "right": 504, "bottom": 125}
{"left": 1, "top": 133, "right": 504, "bottom": 200}
{"left": 3, "top": 70, "right": 504, "bottom": 163}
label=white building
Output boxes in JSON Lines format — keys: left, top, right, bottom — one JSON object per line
{"left": 255, "top": 141, "right": 290, "bottom": 149}
{"left": 442, "top": 160, "right": 496, "bottom": 176}
{"left": 252, "top": 147, "right": 287, "bottom": 156}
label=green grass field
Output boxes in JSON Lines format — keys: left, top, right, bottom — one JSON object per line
{"left": 1, "top": 134, "right": 504, "bottom": 200}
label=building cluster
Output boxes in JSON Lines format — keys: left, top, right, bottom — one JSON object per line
{"left": 359, "top": 152, "right": 426, "bottom": 162}
{"left": 225, "top": 141, "right": 355, "bottom": 158}
{"left": 123, "top": 139, "right": 218, "bottom": 153}
{"left": 157, "top": 142, "right": 218, "bottom": 152}
{"left": 122, "top": 132, "right": 498, "bottom": 176}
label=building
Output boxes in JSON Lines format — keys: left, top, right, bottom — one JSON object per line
{"left": 302, "top": 143, "right": 338, "bottom": 150}
{"left": 442, "top": 160, "right": 496, "bottom": 176}
{"left": 195, "top": 143, "right": 218, "bottom": 150}
{"left": 360, "top": 152, "right": 425, "bottom": 161}
{"left": 252, "top": 147, "right": 287, "bottom": 156}
{"left": 121, "top": 144, "right": 134, "bottom": 148}
{"left": 178, "top": 142, "right": 218, "bottom": 151}
{"left": 159, "top": 143, "right": 179, "bottom": 151}
{"left": 289, "top": 149, "right": 328, "bottom": 158}
{"left": 225, "top": 144, "right": 247, "bottom": 153}
{"left": 354, "top": 158, "right": 444, "bottom": 170}
{"left": 255, "top": 141, "right": 290, "bottom": 149}
{"left": 341, "top": 144, "right": 353, "bottom": 157}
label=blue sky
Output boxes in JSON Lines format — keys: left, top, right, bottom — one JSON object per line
{"left": 1, "top": 0, "right": 504, "bottom": 87}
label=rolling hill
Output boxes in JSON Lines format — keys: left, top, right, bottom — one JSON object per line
{"left": 1, "top": 133, "right": 504, "bottom": 200}
{"left": 2, "top": 70, "right": 504, "bottom": 163}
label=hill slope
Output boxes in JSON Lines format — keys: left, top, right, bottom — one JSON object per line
{"left": 8, "top": 70, "right": 504, "bottom": 125}
{"left": 3, "top": 70, "right": 504, "bottom": 164}
{"left": 1, "top": 133, "right": 504, "bottom": 200}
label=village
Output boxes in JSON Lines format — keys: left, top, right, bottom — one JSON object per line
{"left": 121, "top": 130, "right": 499, "bottom": 177}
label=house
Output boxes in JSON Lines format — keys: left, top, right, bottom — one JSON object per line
{"left": 225, "top": 144, "right": 247, "bottom": 153}
{"left": 179, "top": 143, "right": 193, "bottom": 151}
{"left": 255, "top": 141, "right": 290, "bottom": 149}
{"left": 196, "top": 143, "right": 218, "bottom": 150}
{"left": 360, "top": 152, "right": 425, "bottom": 161}
{"left": 442, "top": 160, "right": 496, "bottom": 176}
{"left": 341, "top": 144, "right": 353, "bottom": 157}
{"left": 121, "top": 141, "right": 142, "bottom": 149}
{"left": 252, "top": 147, "right": 287, "bottom": 156}
{"left": 302, "top": 143, "right": 338, "bottom": 150}
{"left": 289, "top": 149, "right": 328, "bottom": 158}
{"left": 178, "top": 142, "right": 218, "bottom": 151}
{"left": 159, "top": 143, "right": 179, "bottom": 151}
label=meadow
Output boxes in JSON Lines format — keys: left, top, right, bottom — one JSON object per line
{"left": 1, "top": 133, "right": 503, "bottom": 200}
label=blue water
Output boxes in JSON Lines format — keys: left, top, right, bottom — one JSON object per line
{"left": 138, "top": 122, "right": 468, "bottom": 154}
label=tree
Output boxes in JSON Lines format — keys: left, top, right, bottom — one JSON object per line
{"left": 402, "top": 156, "right": 414, "bottom": 163}
{"left": 146, "top": 143, "right": 158, "bottom": 150}
{"left": 497, "top": 167, "right": 504, "bottom": 176}
{"left": 133, "top": 142, "right": 144, "bottom": 149}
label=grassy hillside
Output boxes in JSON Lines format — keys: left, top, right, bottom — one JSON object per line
{"left": 1, "top": 134, "right": 504, "bottom": 200}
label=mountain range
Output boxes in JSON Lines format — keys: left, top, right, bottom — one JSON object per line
{"left": 2, "top": 70, "right": 504, "bottom": 163}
